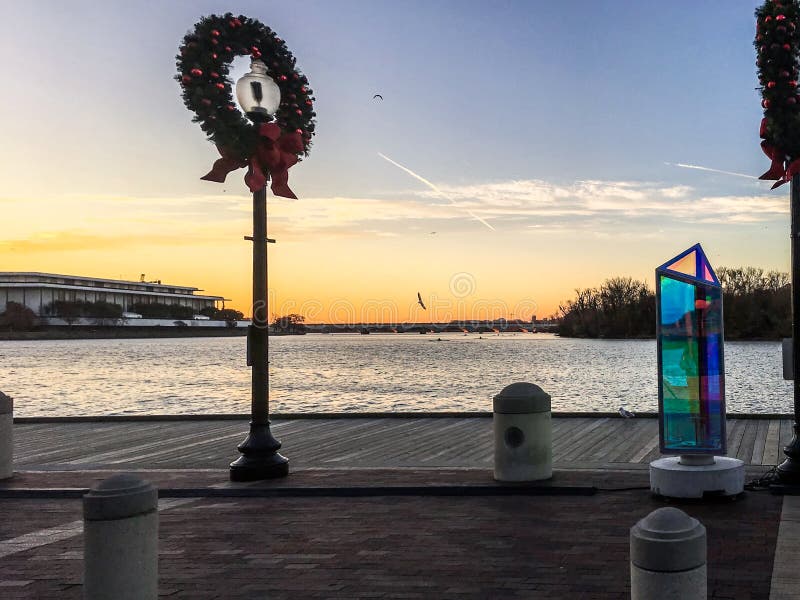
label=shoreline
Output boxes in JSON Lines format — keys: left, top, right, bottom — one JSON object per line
{"left": 11, "top": 411, "right": 794, "bottom": 422}
{"left": 0, "top": 326, "right": 248, "bottom": 340}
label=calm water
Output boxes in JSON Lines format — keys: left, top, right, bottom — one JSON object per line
{"left": 0, "top": 333, "right": 791, "bottom": 417}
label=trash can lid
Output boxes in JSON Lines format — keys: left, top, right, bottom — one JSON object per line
{"left": 493, "top": 382, "right": 551, "bottom": 414}
{"left": 630, "top": 507, "right": 706, "bottom": 572}
{"left": 0, "top": 392, "right": 12, "bottom": 414}
{"left": 84, "top": 473, "right": 158, "bottom": 521}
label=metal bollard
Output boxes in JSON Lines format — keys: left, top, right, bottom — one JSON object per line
{"left": 493, "top": 382, "right": 552, "bottom": 481}
{"left": 630, "top": 507, "right": 707, "bottom": 600}
{"left": 0, "top": 392, "right": 12, "bottom": 480}
{"left": 83, "top": 474, "right": 158, "bottom": 600}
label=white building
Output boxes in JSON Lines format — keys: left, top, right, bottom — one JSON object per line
{"left": 0, "top": 272, "right": 225, "bottom": 316}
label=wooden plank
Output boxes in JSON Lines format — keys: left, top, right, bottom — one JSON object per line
{"left": 736, "top": 420, "right": 759, "bottom": 464}
{"left": 763, "top": 419, "right": 782, "bottom": 466}
{"left": 559, "top": 418, "right": 613, "bottom": 462}
{"left": 726, "top": 419, "right": 747, "bottom": 458}
{"left": 605, "top": 419, "right": 659, "bottom": 463}
{"left": 751, "top": 419, "right": 770, "bottom": 465}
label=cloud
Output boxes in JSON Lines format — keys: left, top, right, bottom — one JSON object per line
{"left": 0, "top": 178, "right": 789, "bottom": 247}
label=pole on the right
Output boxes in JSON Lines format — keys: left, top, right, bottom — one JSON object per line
{"left": 777, "top": 173, "right": 800, "bottom": 483}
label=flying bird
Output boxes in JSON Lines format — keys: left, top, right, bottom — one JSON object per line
{"left": 618, "top": 407, "right": 636, "bottom": 419}
{"left": 417, "top": 292, "right": 427, "bottom": 310}
{"left": 373, "top": 94, "right": 383, "bottom": 100}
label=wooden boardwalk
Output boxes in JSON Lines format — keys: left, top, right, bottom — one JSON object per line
{"left": 11, "top": 416, "right": 794, "bottom": 471}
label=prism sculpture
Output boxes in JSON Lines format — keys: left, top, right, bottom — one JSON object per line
{"left": 656, "top": 243, "right": 725, "bottom": 454}
{"left": 650, "top": 244, "right": 743, "bottom": 499}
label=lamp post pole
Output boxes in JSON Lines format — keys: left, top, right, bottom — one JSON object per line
{"left": 229, "top": 182, "right": 289, "bottom": 481}
{"left": 777, "top": 173, "right": 800, "bottom": 484}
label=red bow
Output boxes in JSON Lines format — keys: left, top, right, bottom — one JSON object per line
{"left": 201, "top": 123, "right": 303, "bottom": 199}
{"left": 759, "top": 118, "right": 800, "bottom": 189}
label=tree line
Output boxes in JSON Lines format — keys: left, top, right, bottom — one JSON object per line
{"left": 557, "top": 267, "right": 791, "bottom": 340}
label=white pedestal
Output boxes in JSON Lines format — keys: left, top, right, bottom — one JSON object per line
{"left": 649, "top": 456, "right": 744, "bottom": 499}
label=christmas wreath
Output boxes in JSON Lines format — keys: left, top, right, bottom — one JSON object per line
{"left": 176, "top": 14, "right": 315, "bottom": 197}
{"left": 756, "top": 1, "right": 800, "bottom": 188}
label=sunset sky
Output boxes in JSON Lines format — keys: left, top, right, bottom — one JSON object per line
{"left": 0, "top": 1, "right": 788, "bottom": 322}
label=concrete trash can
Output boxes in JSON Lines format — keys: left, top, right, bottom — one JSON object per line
{"left": 493, "top": 382, "right": 552, "bottom": 481}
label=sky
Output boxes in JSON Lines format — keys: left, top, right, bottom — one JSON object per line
{"left": 0, "top": 0, "right": 788, "bottom": 322}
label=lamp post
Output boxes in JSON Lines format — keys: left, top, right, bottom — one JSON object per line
{"left": 776, "top": 174, "right": 800, "bottom": 484}
{"left": 229, "top": 59, "right": 289, "bottom": 481}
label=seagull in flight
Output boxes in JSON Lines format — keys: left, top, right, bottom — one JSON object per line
{"left": 618, "top": 407, "right": 635, "bottom": 419}
{"left": 417, "top": 292, "right": 427, "bottom": 310}
{"left": 373, "top": 94, "right": 383, "bottom": 100}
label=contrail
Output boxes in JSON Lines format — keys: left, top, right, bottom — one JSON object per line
{"left": 665, "top": 162, "right": 759, "bottom": 180}
{"left": 378, "top": 152, "right": 496, "bottom": 231}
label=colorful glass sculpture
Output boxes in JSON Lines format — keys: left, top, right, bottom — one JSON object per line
{"left": 656, "top": 244, "right": 726, "bottom": 454}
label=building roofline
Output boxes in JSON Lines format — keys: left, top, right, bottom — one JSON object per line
{"left": 0, "top": 282, "right": 224, "bottom": 301}
{"left": 0, "top": 272, "right": 199, "bottom": 291}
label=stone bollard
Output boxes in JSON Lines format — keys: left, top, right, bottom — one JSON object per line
{"left": 0, "top": 392, "right": 12, "bottom": 480}
{"left": 83, "top": 474, "right": 158, "bottom": 600}
{"left": 630, "top": 507, "right": 707, "bottom": 600}
{"left": 493, "top": 382, "right": 552, "bottom": 481}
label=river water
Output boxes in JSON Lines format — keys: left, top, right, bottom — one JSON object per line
{"left": 0, "top": 333, "right": 791, "bottom": 417}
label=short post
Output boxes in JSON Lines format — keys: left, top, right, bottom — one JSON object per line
{"left": 493, "top": 382, "right": 552, "bottom": 481}
{"left": 83, "top": 474, "right": 158, "bottom": 600}
{"left": 0, "top": 392, "right": 12, "bottom": 480}
{"left": 630, "top": 507, "right": 707, "bottom": 600}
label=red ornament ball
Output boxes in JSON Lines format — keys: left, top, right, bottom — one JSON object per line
{"left": 211, "top": 29, "right": 220, "bottom": 36}
{"left": 181, "top": 75, "right": 192, "bottom": 83}
{"left": 212, "top": 53, "right": 218, "bottom": 60}
{"left": 224, "top": 46, "right": 232, "bottom": 52}
{"left": 201, "top": 99, "right": 212, "bottom": 106}
{"left": 305, "top": 100, "right": 312, "bottom": 106}
{"left": 190, "top": 68, "right": 203, "bottom": 77}
{"left": 788, "top": 97, "right": 798, "bottom": 105}
{"left": 295, "top": 128, "right": 303, "bottom": 134}
{"left": 215, "top": 83, "right": 225, "bottom": 90}
{"left": 279, "top": 75, "right": 288, "bottom": 81}
{"left": 211, "top": 71, "right": 220, "bottom": 79}
{"left": 785, "top": 43, "right": 793, "bottom": 50}
{"left": 226, "top": 104, "right": 237, "bottom": 111}
{"left": 768, "top": 81, "right": 777, "bottom": 88}
{"left": 791, "top": 81, "right": 798, "bottom": 88}
{"left": 777, "top": 14, "right": 787, "bottom": 21}
{"left": 295, "top": 109, "right": 303, "bottom": 115}
{"left": 211, "top": 39, "right": 218, "bottom": 46}
{"left": 763, "top": 99, "right": 772, "bottom": 108}
{"left": 766, "top": 15, "right": 773, "bottom": 23}
{"left": 781, "top": 70, "right": 791, "bottom": 78}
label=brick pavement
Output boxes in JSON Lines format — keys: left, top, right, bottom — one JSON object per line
{"left": 0, "top": 468, "right": 783, "bottom": 599}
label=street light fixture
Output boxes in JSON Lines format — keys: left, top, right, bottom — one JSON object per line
{"left": 230, "top": 59, "right": 289, "bottom": 481}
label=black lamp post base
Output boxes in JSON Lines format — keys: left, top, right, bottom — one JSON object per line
{"left": 229, "top": 423, "right": 289, "bottom": 481}
{"left": 230, "top": 452, "right": 289, "bottom": 481}
{"left": 775, "top": 430, "right": 800, "bottom": 485}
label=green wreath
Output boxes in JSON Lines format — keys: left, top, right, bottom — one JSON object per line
{"left": 755, "top": 1, "right": 800, "bottom": 185}
{"left": 176, "top": 13, "right": 315, "bottom": 165}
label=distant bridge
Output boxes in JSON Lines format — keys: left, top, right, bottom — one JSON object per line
{"left": 303, "top": 321, "right": 559, "bottom": 334}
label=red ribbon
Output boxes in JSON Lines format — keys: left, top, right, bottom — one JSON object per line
{"left": 759, "top": 118, "right": 800, "bottom": 188}
{"left": 200, "top": 123, "right": 303, "bottom": 198}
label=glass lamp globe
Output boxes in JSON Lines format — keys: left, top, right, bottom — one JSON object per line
{"left": 235, "top": 59, "right": 281, "bottom": 121}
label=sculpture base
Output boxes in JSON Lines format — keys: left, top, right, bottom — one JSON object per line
{"left": 650, "top": 456, "right": 744, "bottom": 499}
